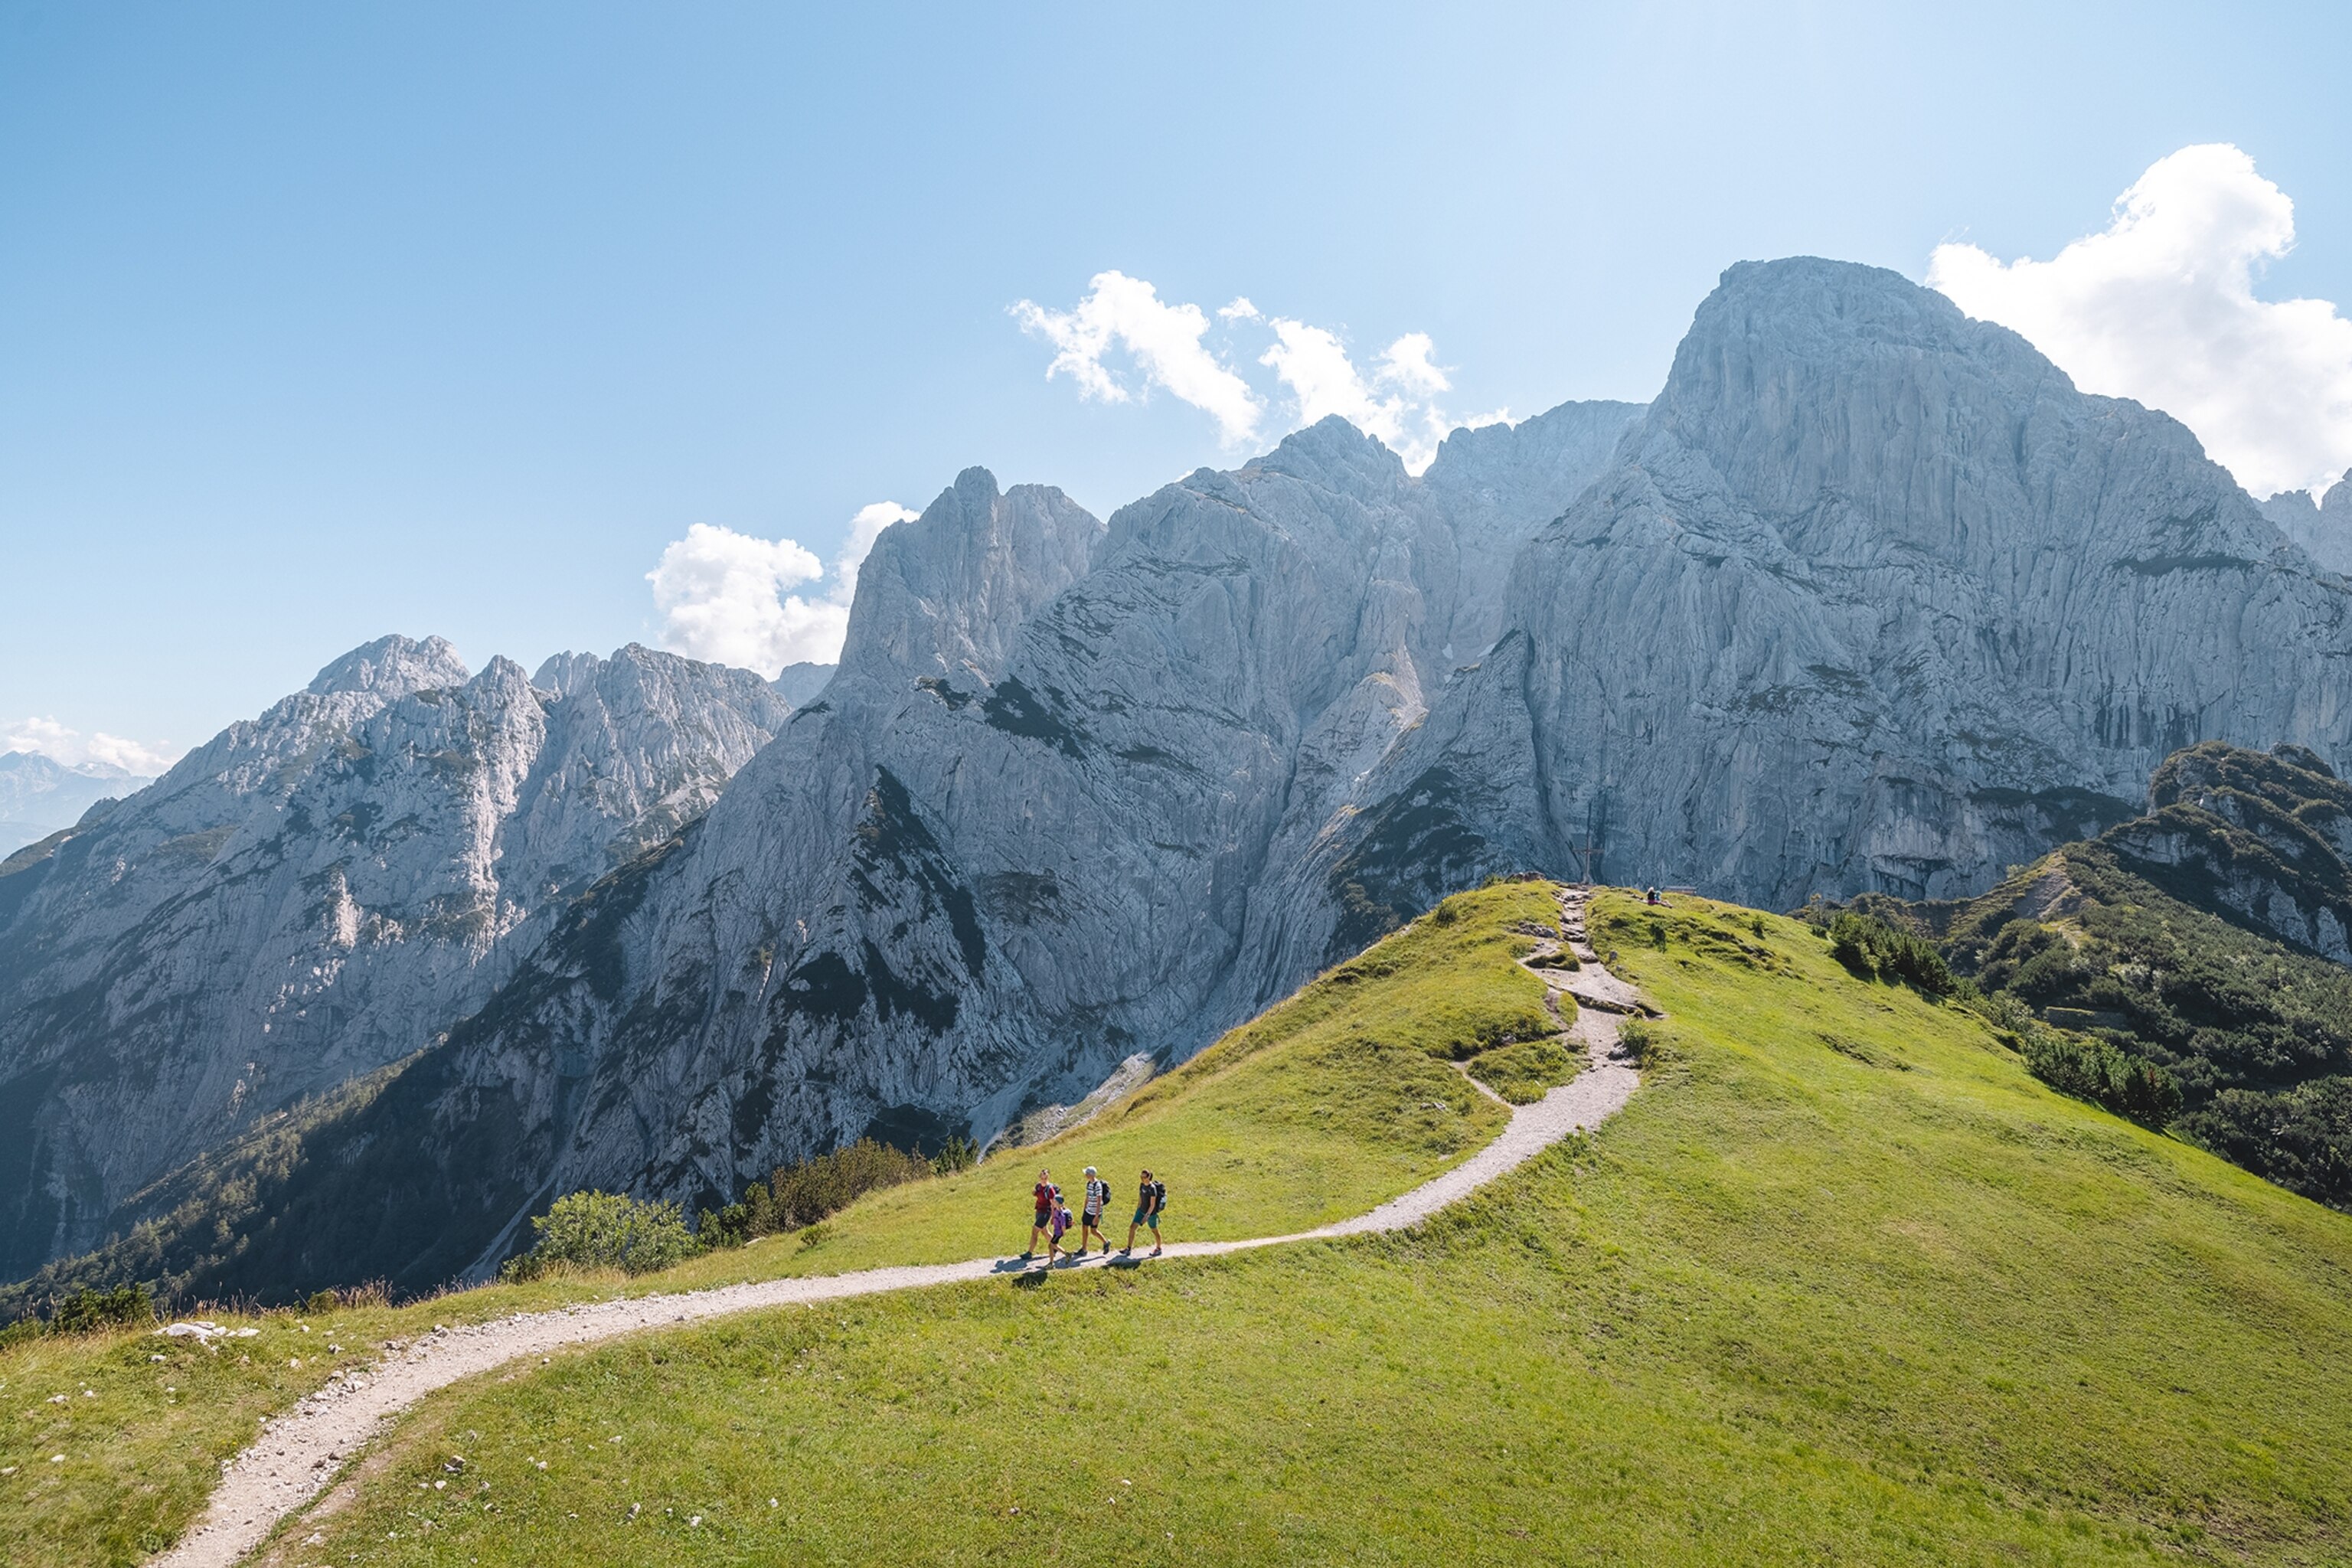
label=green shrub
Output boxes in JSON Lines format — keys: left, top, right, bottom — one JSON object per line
{"left": 768, "top": 1138, "right": 933, "bottom": 1230}
{"left": 1826, "top": 912, "right": 1956, "bottom": 997}
{"left": 50, "top": 1284, "right": 155, "bottom": 1335}
{"left": 2183, "top": 1079, "right": 2352, "bottom": 1208}
{"left": 0, "top": 1282, "right": 155, "bottom": 1344}
{"left": 2019, "top": 1027, "right": 2183, "bottom": 1129}
{"left": 928, "top": 1135, "right": 979, "bottom": 1177}
{"left": 1617, "top": 1018, "right": 1661, "bottom": 1067}
{"left": 499, "top": 1191, "right": 697, "bottom": 1281}
{"left": 699, "top": 1137, "right": 939, "bottom": 1252}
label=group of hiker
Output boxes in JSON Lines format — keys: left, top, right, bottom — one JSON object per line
{"left": 1026, "top": 1165, "right": 1166, "bottom": 1263}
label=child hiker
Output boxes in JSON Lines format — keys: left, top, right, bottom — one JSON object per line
{"left": 1047, "top": 1191, "right": 1076, "bottom": 1263}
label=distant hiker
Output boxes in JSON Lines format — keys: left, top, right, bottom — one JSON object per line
{"left": 1079, "top": 1166, "right": 1111, "bottom": 1256}
{"left": 1047, "top": 1194, "right": 1075, "bottom": 1263}
{"left": 1027, "top": 1168, "right": 1059, "bottom": 1258}
{"left": 1124, "top": 1168, "right": 1166, "bottom": 1257}
{"left": 1645, "top": 885, "right": 1660, "bottom": 906}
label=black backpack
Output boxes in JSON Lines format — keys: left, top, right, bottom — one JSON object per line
{"left": 1151, "top": 1179, "right": 1168, "bottom": 1214}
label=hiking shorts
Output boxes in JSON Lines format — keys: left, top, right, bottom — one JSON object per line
{"left": 1033, "top": 1210, "right": 1052, "bottom": 1230}
{"left": 1133, "top": 1207, "right": 1158, "bottom": 1230}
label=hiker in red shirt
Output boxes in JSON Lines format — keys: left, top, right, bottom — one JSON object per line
{"left": 1025, "top": 1168, "right": 1059, "bottom": 1259}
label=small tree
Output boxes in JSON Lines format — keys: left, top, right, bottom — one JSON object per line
{"left": 929, "top": 1135, "right": 980, "bottom": 1176}
{"left": 501, "top": 1191, "right": 697, "bottom": 1281}
{"left": 50, "top": 1283, "right": 154, "bottom": 1335}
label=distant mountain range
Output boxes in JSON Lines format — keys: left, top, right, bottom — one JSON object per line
{"left": 0, "top": 752, "right": 152, "bottom": 856}
{"left": 5, "top": 255, "right": 2350, "bottom": 1308}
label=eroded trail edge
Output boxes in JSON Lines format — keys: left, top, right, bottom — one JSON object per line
{"left": 158, "top": 887, "right": 1642, "bottom": 1568}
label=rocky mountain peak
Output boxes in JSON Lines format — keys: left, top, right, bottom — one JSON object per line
{"left": 836, "top": 467, "right": 1102, "bottom": 686}
{"left": 2259, "top": 469, "right": 2352, "bottom": 574}
{"left": 0, "top": 637, "right": 792, "bottom": 1280}
{"left": 1244, "top": 415, "right": 1410, "bottom": 500}
{"left": 305, "top": 633, "right": 470, "bottom": 698}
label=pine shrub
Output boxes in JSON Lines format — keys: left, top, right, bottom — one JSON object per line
{"left": 2019, "top": 1027, "right": 2183, "bottom": 1129}
{"left": 1826, "top": 912, "right": 1956, "bottom": 997}
{"left": 500, "top": 1191, "right": 697, "bottom": 1281}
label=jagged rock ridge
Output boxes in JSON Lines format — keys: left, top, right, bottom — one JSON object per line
{"left": 0, "top": 639, "right": 789, "bottom": 1279}
{"left": 2260, "top": 471, "right": 2352, "bottom": 577}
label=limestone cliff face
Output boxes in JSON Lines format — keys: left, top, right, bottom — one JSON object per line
{"left": 0, "top": 639, "right": 788, "bottom": 1278}
{"left": 2260, "top": 471, "right": 2352, "bottom": 577}
{"left": 1297, "top": 259, "right": 2352, "bottom": 966}
{"left": 180, "top": 410, "right": 1641, "bottom": 1295}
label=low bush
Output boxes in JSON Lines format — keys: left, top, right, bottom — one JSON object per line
{"left": 2019, "top": 1027, "right": 2183, "bottom": 1130}
{"left": 51, "top": 1283, "right": 155, "bottom": 1334}
{"left": 499, "top": 1191, "right": 697, "bottom": 1281}
{"left": 0, "top": 1282, "right": 155, "bottom": 1345}
{"left": 1826, "top": 912, "right": 1956, "bottom": 997}
{"left": 301, "top": 1282, "right": 389, "bottom": 1314}
{"left": 701, "top": 1138, "right": 939, "bottom": 1250}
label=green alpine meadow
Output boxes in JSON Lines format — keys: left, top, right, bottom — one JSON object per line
{"left": 10, "top": 885, "right": 2348, "bottom": 1566}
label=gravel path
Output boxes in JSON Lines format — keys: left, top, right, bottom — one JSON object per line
{"left": 155, "top": 887, "right": 1641, "bottom": 1568}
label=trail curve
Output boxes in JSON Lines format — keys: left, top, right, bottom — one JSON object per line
{"left": 155, "top": 887, "right": 1639, "bottom": 1567}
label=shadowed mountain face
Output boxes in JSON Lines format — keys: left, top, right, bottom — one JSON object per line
{"left": 0, "top": 640, "right": 791, "bottom": 1280}
{"left": 11, "top": 257, "right": 2352, "bottom": 1305}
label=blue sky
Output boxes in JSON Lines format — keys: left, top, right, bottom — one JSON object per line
{"left": 4, "top": 2, "right": 2349, "bottom": 765}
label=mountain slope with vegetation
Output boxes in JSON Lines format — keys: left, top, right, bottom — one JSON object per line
{"left": 23, "top": 885, "right": 2344, "bottom": 1566}
{"left": 1868, "top": 743, "right": 2352, "bottom": 1210}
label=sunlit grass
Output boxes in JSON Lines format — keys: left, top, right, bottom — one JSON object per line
{"left": 286, "top": 891, "right": 2352, "bottom": 1566}
{"left": 1, "top": 879, "right": 1564, "bottom": 1567}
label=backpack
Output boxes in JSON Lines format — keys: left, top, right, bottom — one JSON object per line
{"left": 1151, "top": 1179, "right": 1168, "bottom": 1214}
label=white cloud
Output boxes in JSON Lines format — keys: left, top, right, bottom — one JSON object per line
{"left": 1376, "top": 332, "right": 1450, "bottom": 399}
{"left": 645, "top": 502, "right": 917, "bottom": 675}
{"left": 1015, "top": 273, "right": 1504, "bottom": 474}
{"left": 1011, "top": 271, "right": 1265, "bottom": 445}
{"left": 4, "top": 716, "right": 177, "bottom": 776}
{"left": 1260, "top": 320, "right": 1481, "bottom": 471}
{"left": 1929, "top": 144, "right": 2352, "bottom": 499}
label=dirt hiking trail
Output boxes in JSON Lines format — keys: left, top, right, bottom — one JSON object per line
{"left": 156, "top": 887, "right": 1643, "bottom": 1568}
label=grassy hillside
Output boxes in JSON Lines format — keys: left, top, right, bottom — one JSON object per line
{"left": 0, "top": 879, "right": 1566, "bottom": 1568}
{"left": 226, "top": 891, "right": 2352, "bottom": 1566}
